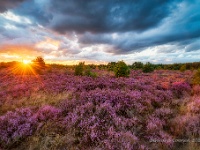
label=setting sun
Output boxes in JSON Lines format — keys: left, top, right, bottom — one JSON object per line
{"left": 23, "top": 60, "right": 31, "bottom": 64}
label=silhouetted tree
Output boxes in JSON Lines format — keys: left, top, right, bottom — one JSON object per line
{"left": 32, "top": 56, "right": 45, "bottom": 74}
{"left": 32, "top": 56, "right": 45, "bottom": 69}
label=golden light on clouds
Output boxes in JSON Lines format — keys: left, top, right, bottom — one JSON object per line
{"left": 0, "top": 45, "right": 43, "bottom": 62}
{"left": 35, "top": 38, "right": 60, "bottom": 51}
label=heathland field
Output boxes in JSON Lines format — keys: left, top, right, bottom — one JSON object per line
{"left": 0, "top": 63, "right": 200, "bottom": 150}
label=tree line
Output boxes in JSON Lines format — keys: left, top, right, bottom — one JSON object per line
{"left": 0, "top": 57, "right": 200, "bottom": 76}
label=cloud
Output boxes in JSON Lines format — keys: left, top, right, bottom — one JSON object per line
{"left": 47, "top": 0, "right": 181, "bottom": 34}
{"left": 10, "top": 0, "right": 181, "bottom": 34}
{"left": 7, "top": 0, "right": 200, "bottom": 54}
{"left": 0, "top": 0, "right": 200, "bottom": 64}
{"left": 13, "top": 0, "right": 52, "bottom": 25}
{"left": 185, "top": 39, "right": 200, "bottom": 52}
{"left": 0, "top": 0, "right": 26, "bottom": 12}
{"left": 78, "top": 0, "right": 200, "bottom": 54}
{"left": 0, "top": 44, "right": 43, "bottom": 59}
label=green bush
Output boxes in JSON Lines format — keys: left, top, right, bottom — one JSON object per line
{"left": 85, "top": 66, "right": 97, "bottom": 78}
{"left": 131, "top": 62, "right": 143, "bottom": 70}
{"left": 107, "top": 62, "right": 116, "bottom": 71}
{"left": 74, "top": 62, "right": 85, "bottom": 76}
{"left": 180, "top": 64, "right": 186, "bottom": 72}
{"left": 142, "top": 62, "right": 154, "bottom": 73}
{"left": 192, "top": 68, "right": 200, "bottom": 85}
{"left": 114, "top": 61, "right": 130, "bottom": 77}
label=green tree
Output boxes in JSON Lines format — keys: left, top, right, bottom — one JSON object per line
{"left": 132, "top": 62, "right": 143, "bottom": 70}
{"left": 107, "top": 62, "right": 116, "bottom": 71}
{"left": 142, "top": 62, "right": 154, "bottom": 73}
{"left": 74, "top": 62, "right": 85, "bottom": 76}
{"left": 114, "top": 61, "right": 130, "bottom": 77}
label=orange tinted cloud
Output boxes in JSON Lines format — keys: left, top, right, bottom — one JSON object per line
{"left": 0, "top": 44, "right": 43, "bottom": 61}
{"left": 35, "top": 38, "right": 60, "bottom": 51}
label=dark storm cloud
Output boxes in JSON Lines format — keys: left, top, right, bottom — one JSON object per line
{"left": 185, "top": 39, "right": 200, "bottom": 52}
{"left": 79, "top": 33, "right": 112, "bottom": 44}
{"left": 0, "top": 0, "right": 26, "bottom": 12}
{"left": 78, "top": 0, "right": 200, "bottom": 54}
{"left": 48, "top": 0, "right": 181, "bottom": 33}
{"left": 1, "top": 0, "right": 200, "bottom": 57}
{"left": 13, "top": 0, "right": 53, "bottom": 25}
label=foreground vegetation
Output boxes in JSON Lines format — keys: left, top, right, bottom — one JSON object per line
{"left": 0, "top": 59, "right": 200, "bottom": 150}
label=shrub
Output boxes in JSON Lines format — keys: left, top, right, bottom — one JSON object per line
{"left": 171, "top": 81, "right": 191, "bottom": 98}
{"left": 180, "top": 64, "right": 186, "bottom": 72}
{"left": 35, "top": 105, "right": 61, "bottom": 121}
{"left": 0, "top": 108, "right": 37, "bottom": 148}
{"left": 192, "top": 68, "right": 200, "bottom": 85}
{"left": 131, "top": 62, "right": 143, "bottom": 70}
{"left": 85, "top": 67, "right": 97, "bottom": 78}
{"left": 32, "top": 56, "right": 45, "bottom": 68}
{"left": 114, "top": 61, "right": 130, "bottom": 77}
{"left": 193, "top": 85, "right": 200, "bottom": 95}
{"left": 32, "top": 56, "right": 45, "bottom": 74}
{"left": 107, "top": 62, "right": 116, "bottom": 71}
{"left": 74, "top": 62, "right": 85, "bottom": 76}
{"left": 142, "top": 62, "right": 154, "bottom": 73}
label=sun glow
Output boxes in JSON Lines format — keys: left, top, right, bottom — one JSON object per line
{"left": 10, "top": 61, "right": 37, "bottom": 77}
{"left": 23, "top": 60, "right": 31, "bottom": 65}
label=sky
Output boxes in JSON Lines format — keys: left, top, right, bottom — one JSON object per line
{"left": 0, "top": 0, "right": 200, "bottom": 64}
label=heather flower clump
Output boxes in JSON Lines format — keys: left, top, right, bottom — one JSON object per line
{"left": 0, "top": 108, "right": 36, "bottom": 147}
{"left": 0, "top": 67, "right": 199, "bottom": 149}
